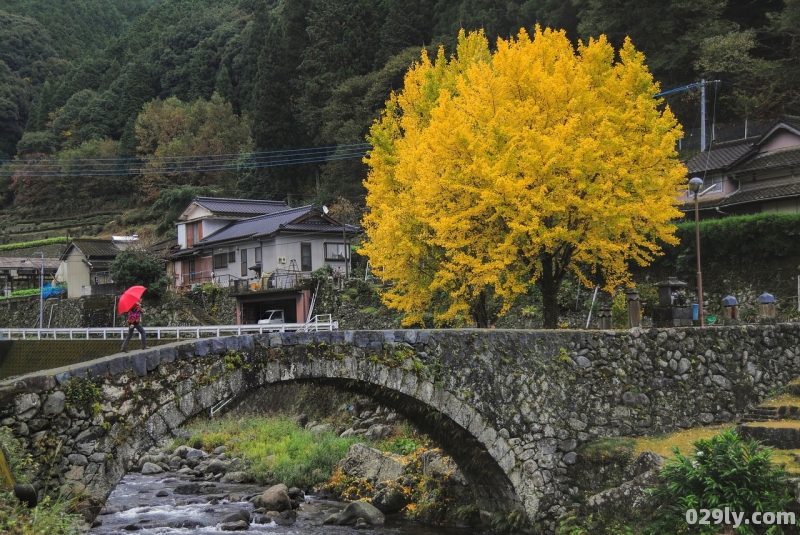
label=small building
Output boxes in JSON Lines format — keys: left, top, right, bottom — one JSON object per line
{"left": 679, "top": 116, "right": 800, "bottom": 218}
{"left": 171, "top": 197, "right": 359, "bottom": 324}
{"left": 60, "top": 239, "right": 123, "bottom": 298}
{"left": 0, "top": 257, "right": 60, "bottom": 296}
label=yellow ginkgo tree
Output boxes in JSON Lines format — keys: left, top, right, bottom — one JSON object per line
{"left": 362, "top": 27, "right": 686, "bottom": 329}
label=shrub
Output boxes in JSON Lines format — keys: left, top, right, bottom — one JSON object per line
{"left": 652, "top": 429, "right": 792, "bottom": 534}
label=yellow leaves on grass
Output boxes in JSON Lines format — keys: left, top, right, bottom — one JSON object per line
{"left": 363, "top": 27, "right": 686, "bottom": 327}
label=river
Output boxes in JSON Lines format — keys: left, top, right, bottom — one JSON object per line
{"left": 89, "top": 472, "right": 491, "bottom": 535}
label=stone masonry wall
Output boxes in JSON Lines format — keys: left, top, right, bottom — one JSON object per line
{"left": 0, "top": 325, "right": 800, "bottom": 531}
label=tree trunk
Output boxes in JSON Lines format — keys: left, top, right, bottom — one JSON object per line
{"left": 538, "top": 252, "right": 564, "bottom": 329}
{"left": 540, "top": 278, "right": 560, "bottom": 329}
{"left": 470, "top": 290, "right": 489, "bottom": 328}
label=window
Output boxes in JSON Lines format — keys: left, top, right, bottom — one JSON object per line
{"left": 301, "top": 243, "right": 312, "bottom": 271}
{"left": 240, "top": 249, "right": 248, "bottom": 277}
{"left": 705, "top": 175, "right": 723, "bottom": 193}
{"left": 213, "top": 253, "right": 227, "bottom": 269}
{"left": 255, "top": 246, "right": 262, "bottom": 264}
{"left": 188, "top": 259, "right": 196, "bottom": 283}
{"left": 325, "top": 243, "right": 347, "bottom": 260}
{"left": 228, "top": 251, "right": 236, "bottom": 263}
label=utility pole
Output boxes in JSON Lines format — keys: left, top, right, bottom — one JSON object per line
{"left": 35, "top": 251, "right": 44, "bottom": 330}
{"left": 655, "top": 79, "right": 719, "bottom": 152}
{"left": 700, "top": 79, "right": 706, "bottom": 152}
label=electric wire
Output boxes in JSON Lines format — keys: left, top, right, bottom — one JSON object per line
{"left": 0, "top": 143, "right": 371, "bottom": 178}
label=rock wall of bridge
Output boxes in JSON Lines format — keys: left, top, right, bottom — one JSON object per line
{"left": 1, "top": 324, "right": 799, "bottom": 531}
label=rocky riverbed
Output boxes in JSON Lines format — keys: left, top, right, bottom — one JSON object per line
{"left": 85, "top": 420, "right": 487, "bottom": 534}
{"left": 89, "top": 471, "right": 489, "bottom": 535}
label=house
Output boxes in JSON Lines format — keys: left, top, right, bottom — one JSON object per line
{"left": 0, "top": 257, "right": 60, "bottom": 297}
{"left": 171, "top": 197, "right": 360, "bottom": 324}
{"left": 679, "top": 116, "right": 800, "bottom": 219}
{"left": 59, "top": 238, "right": 124, "bottom": 298}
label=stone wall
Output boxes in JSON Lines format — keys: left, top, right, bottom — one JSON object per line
{"left": 1, "top": 325, "right": 800, "bottom": 531}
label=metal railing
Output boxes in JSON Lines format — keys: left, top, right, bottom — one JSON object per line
{"left": 0, "top": 316, "right": 339, "bottom": 340}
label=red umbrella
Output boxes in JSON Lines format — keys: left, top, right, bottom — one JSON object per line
{"left": 118, "top": 285, "right": 146, "bottom": 314}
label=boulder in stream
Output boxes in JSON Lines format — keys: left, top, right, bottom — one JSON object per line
{"left": 327, "top": 500, "right": 385, "bottom": 526}
{"left": 253, "top": 483, "right": 292, "bottom": 512}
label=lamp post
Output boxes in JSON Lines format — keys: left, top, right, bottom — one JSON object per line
{"left": 688, "top": 177, "right": 704, "bottom": 325}
{"left": 342, "top": 219, "right": 349, "bottom": 280}
{"left": 34, "top": 251, "right": 44, "bottom": 330}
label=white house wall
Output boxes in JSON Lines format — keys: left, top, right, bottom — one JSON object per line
{"left": 182, "top": 205, "right": 214, "bottom": 221}
{"left": 64, "top": 250, "right": 91, "bottom": 299}
{"left": 177, "top": 224, "right": 186, "bottom": 249}
{"left": 202, "top": 220, "right": 230, "bottom": 239}
{"left": 197, "top": 233, "right": 347, "bottom": 284}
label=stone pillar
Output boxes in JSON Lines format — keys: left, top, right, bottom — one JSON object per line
{"left": 597, "top": 308, "right": 612, "bottom": 330}
{"left": 626, "top": 290, "right": 641, "bottom": 329}
{"left": 721, "top": 295, "right": 738, "bottom": 321}
{"left": 758, "top": 292, "right": 776, "bottom": 320}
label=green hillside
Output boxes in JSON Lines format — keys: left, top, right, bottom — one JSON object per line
{"left": 0, "top": 0, "right": 797, "bottom": 242}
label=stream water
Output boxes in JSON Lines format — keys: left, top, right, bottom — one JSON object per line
{"left": 89, "top": 472, "right": 490, "bottom": 535}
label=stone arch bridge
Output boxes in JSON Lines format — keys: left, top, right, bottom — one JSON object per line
{"left": 2, "top": 325, "right": 800, "bottom": 531}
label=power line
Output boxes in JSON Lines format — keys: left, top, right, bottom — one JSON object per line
{"left": 0, "top": 143, "right": 371, "bottom": 178}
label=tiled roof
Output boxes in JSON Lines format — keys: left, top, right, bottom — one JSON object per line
{"left": 193, "top": 197, "right": 289, "bottom": 216}
{"left": 678, "top": 182, "right": 800, "bottom": 211}
{"left": 198, "top": 206, "right": 308, "bottom": 244}
{"left": 733, "top": 146, "right": 800, "bottom": 174}
{"left": 782, "top": 115, "right": 800, "bottom": 133}
{"left": 197, "top": 206, "right": 360, "bottom": 245}
{"left": 0, "top": 257, "right": 60, "bottom": 270}
{"left": 723, "top": 182, "right": 800, "bottom": 207}
{"left": 281, "top": 221, "right": 361, "bottom": 233}
{"left": 68, "top": 239, "right": 121, "bottom": 258}
{"left": 684, "top": 137, "right": 757, "bottom": 174}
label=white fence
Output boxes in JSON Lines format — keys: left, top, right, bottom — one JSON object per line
{"left": 0, "top": 315, "right": 338, "bottom": 341}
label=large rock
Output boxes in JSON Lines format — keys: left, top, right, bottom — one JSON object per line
{"left": 420, "top": 449, "right": 468, "bottom": 486}
{"left": 583, "top": 469, "right": 661, "bottom": 519}
{"left": 141, "top": 462, "right": 163, "bottom": 475}
{"left": 253, "top": 484, "right": 292, "bottom": 512}
{"left": 204, "top": 459, "right": 231, "bottom": 475}
{"left": 173, "top": 445, "right": 204, "bottom": 459}
{"left": 339, "top": 443, "right": 405, "bottom": 485}
{"left": 363, "top": 424, "right": 393, "bottom": 441}
{"left": 220, "top": 520, "right": 249, "bottom": 531}
{"left": 220, "top": 471, "right": 251, "bottom": 484}
{"left": 622, "top": 451, "right": 664, "bottom": 481}
{"left": 221, "top": 509, "right": 251, "bottom": 524}
{"left": 274, "top": 509, "right": 297, "bottom": 526}
{"left": 331, "top": 500, "right": 386, "bottom": 526}
{"left": 371, "top": 480, "right": 409, "bottom": 514}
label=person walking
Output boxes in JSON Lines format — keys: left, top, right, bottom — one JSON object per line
{"left": 121, "top": 301, "right": 148, "bottom": 352}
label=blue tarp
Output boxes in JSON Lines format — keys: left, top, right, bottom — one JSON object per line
{"left": 42, "top": 285, "right": 65, "bottom": 299}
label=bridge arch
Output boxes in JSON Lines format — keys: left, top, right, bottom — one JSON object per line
{"left": 0, "top": 332, "right": 540, "bottom": 526}
{"left": 4, "top": 325, "right": 800, "bottom": 529}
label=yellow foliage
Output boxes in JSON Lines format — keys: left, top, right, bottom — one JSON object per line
{"left": 363, "top": 27, "right": 686, "bottom": 327}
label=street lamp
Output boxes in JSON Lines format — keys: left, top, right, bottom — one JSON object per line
{"left": 34, "top": 251, "right": 44, "bottom": 330}
{"left": 688, "top": 177, "right": 704, "bottom": 325}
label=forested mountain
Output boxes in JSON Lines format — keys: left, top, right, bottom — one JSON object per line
{"left": 1, "top": 0, "right": 798, "bottom": 238}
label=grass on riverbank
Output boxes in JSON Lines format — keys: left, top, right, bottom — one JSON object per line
{"left": 176, "top": 416, "right": 365, "bottom": 489}
{"left": 0, "top": 427, "right": 85, "bottom": 534}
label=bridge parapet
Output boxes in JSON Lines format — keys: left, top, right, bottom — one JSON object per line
{"left": 1, "top": 325, "right": 800, "bottom": 530}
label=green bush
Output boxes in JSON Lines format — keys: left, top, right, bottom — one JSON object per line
{"left": 109, "top": 249, "right": 170, "bottom": 296}
{"left": 175, "top": 416, "right": 362, "bottom": 489}
{"left": 0, "top": 236, "right": 70, "bottom": 252}
{"left": 659, "top": 213, "right": 800, "bottom": 272}
{"left": 652, "top": 429, "right": 792, "bottom": 534}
